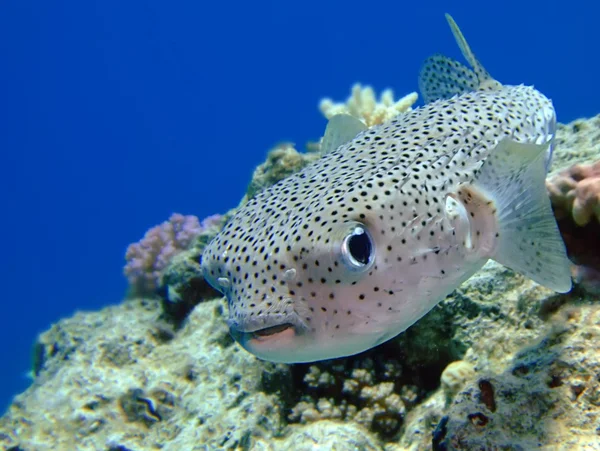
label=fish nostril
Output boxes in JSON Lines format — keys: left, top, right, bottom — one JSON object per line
{"left": 283, "top": 268, "right": 297, "bottom": 281}
{"left": 217, "top": 277, "right": 231, "bottom": 289}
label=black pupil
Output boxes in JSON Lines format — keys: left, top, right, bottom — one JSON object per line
{"left": 348, "top": 231, "right": 371, "bottom": 265}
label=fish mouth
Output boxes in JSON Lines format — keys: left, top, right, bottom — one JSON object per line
{"left": 227, "top": 314, "right": 307, "bottom": 356}
{"left": 250, "top": 323, "right": 295, "bottom": 339}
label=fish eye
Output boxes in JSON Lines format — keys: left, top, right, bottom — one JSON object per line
{"left": 340, "top": 223, "right": 375, "bottom": 271}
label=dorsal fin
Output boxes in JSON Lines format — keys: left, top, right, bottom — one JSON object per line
{"left": 418, "top": 14, "right": 502, "bottom": 104}
{"left": 321, "top": 114, "right": 367, "bottom": 154}
{"left": 418, "top": 54, "right": 479, "bottom": 104}
{"left": 444, "top": 13, "right": 493, "bottom": 85}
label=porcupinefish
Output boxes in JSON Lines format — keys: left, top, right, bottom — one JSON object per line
{"left": 201, "top": 14, "right": 572, "bottom": 363}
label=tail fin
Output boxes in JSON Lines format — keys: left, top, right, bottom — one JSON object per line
{"left": 418, "top": 14, "right": 502, "bottom": 104}
{"left": 472, "top": 138, "right": 572, "bottom": 293}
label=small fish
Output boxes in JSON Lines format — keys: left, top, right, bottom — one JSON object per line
{"left": 201, "top": 14, "right": 571, "bottom": 363}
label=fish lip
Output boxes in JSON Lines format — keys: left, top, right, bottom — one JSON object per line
{"left": 227, "top": 313, "right": 307, "bottom": 344}
{"left": 227, "top": 313, "right": 306, "bottom": 334}
{"left": 241, "top": 323, "right": 296, "bottom": 345}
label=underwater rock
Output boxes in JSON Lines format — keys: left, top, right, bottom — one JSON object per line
{"left": 1, "top": 297, "right": 289, "bottom": 450}
{"left": 549, "top": 115, "right": 600, "bottom": 172}
{"left": 434, "top": 304, "right": 600, "bottom": 450}
{"left": 440, "top": 361, "right": 475, "bottom": 408}
{"left": 269, "top": 420, "right": 382, "bottom": 450}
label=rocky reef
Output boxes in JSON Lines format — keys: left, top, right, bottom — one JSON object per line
{"left": 2, "top": 88, "right": 600, "bottom": 450}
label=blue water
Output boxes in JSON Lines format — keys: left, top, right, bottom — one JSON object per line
{"left": 1, "top": 0, "right": 598, "bottom": 412}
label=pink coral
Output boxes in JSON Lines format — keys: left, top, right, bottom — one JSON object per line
{"left": 547, "top": 161, "right": 600, "bottom": 226}
{"left": 547, "top": 160, "right": 600, "bottom": 295}
{"left": 124, "top": 213, "right": 204, "bottom": 294}
{"left": 199, "top": 214, "right": 223, "bottom": 230}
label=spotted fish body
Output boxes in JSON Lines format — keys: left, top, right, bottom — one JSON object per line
{"left": 202, "top": 14, "right": 572, "bottom": 363}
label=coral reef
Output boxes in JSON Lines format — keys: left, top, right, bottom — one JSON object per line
{"left": 288, "top": 355, "right": 412, "bottom": 439}
{"left": 547, "top": 160, "right": 600, "bottom": 295}
{"left": 547, "top": 160, "right": 600, "bottom": 226}
{"left": 124, "top": 213, "right": 217, "bottom": 294}
{"left": 319, "top": 84, "right": 418, "bottom": 127}
{"left": 3, "top": 95, "right": 600, "bottom": 450}
{"left": 123, "top": 212, "right": 228, "bottom": 327}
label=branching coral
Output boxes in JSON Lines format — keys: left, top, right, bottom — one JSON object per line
{"left": 124, "top": 213, "right": 222, "bottom": 295}
{"left": 319, "top": 84, "right": 418, "bottom": 128}
{"left": 288, "top": 353, "right": 424, "bottom": 439}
